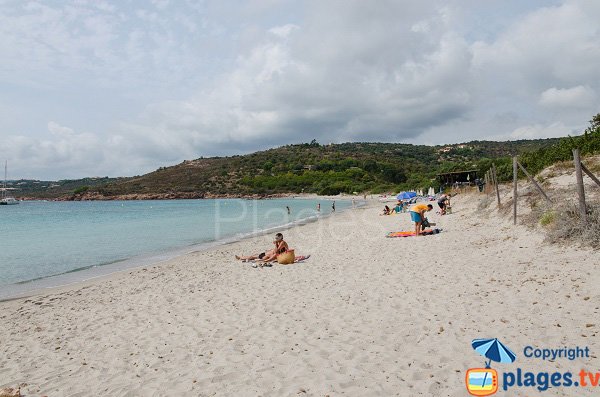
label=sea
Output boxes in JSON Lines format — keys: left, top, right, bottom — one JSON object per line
{"left": 0, "top": 198, "right": 350, "bottom": 299}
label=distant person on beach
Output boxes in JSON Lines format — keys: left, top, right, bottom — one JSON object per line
{"left": 317, "top": 203, "right": 320, "bottom": 212}
{"left": 437, "top": 194, "right": 449, "bottom": 215}
{"left": 474, "top": 178, "right": 485, "bottom": 192}
{"left": 352, "top": 198, "right": 356, "bottom": 208}
{"left": 332, "top": 201, "right": 336, "bottom": 212}
{"left": 381, "top": 205, "right": 391, "bottom": 215}
{"left": 235, "top": 233, "right": 288, "bottom": 262}
{"left": 394, "top": 201, "right": 403, "bottom": 213}
{"left": 286, "top": 206, "right": 291, "bottom": 215}
{"left": 409, "top": 203, "right": 433, "bottom": 236}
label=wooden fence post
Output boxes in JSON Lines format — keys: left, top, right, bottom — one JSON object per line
{"left": 573, "top": 148, "right": 587, "bottom": 224}
{"left": 581, "top": 163, "right": 600, "bottom": 188}
{"left": 484, "top": 171, "right": 489, "bottom": 194}
{"left": 492, "top": 163, "right": 501, "bottom": 207}
{"left": 513, "top": 156, "right": 518, "bottom": 225}
{"left": 516, "top": 161, "right": 552, "bottom": 204}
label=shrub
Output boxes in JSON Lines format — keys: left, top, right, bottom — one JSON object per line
{"left": 539, "top": 210, "right": 556, "bottom": 227}
{"left": 74, "top": 186, "right": 89, "bottom": 195}
{"left": 545, "top": 202, "right": 600, "bottom": 247}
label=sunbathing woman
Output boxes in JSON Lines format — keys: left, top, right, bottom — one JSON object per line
{"left": 257, "top": 233, "right": 289, "bottom": 263}
{"left": 235, "top": 233, "right": 289, "bottom": 262}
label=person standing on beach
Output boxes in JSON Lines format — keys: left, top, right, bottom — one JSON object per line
{"left": 286, "top": 206, "right": 290, "bottom": 215}
{"left": 317, "top": 203, "right": 320, "bottom": 212}
{"left": 409, "top": 203, "right": 433, "bottom": 236}
{"left": 437, "top": 194, "right": 448, "bottom": 215}
{"left": 332, "top": 201, "right": 336, "bottom": 212}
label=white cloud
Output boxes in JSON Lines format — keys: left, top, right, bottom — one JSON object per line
{"left": 1, "top": 0, "right": 600, "bottom": 179}
{"left": 268, "top": 24, "right": 298, "bottom": 38}
{"left": 124, "top": 2, "right": 474, "bottom": 152}
{"left": 6, "top": 125, "right": 102, "bottom": 176}
{"left": 471, "top": 2, "right": 600, "bottom": 91}
{"left": 48, "top": 121, "right": 75, "bottom": 137}
{"left": 510, "top": 122, "right": 572, "bottom": 139}
{"left": 539, "top": 86, "right": 597, "bottom": 108}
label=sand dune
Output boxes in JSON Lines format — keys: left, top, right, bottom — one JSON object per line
{"left": 1, "top": 192, "right": 598, "bottom": 396}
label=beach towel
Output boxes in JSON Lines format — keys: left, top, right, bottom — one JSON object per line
{"left": 386, "top": 228, "right": 442, "bottom": 238}
{"left": 293, "top": 255, "right": 310, "bottom": 263}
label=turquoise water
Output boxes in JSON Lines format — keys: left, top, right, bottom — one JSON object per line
{"left": 0, "top": 198, "right": 348, "bottom": 289}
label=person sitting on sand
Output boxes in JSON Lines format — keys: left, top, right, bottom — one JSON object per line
{"left": 394, "top": 201, "right": 403, "bottom": 213}
{"left": 235, "top": 233, "right": 289, "bottom": 262}
{"left": 409, "top": 203, "right": 433, "bottom": 236}
{"left": 258, "top": 233, "right": 289, "bottom": 263}
{"left": 381, "top": 205, "right": 391, "bottom": 215}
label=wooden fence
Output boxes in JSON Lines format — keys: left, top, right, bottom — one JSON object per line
{"left": 483, "top": 148, "right": 600, "bottom": 225}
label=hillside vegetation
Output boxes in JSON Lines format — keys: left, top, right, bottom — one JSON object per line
{"left": 13, "top": 113, "right": 600, "bottom": 200}
{"left": 488, "top": 114, "right": 600, "bottom": 182}
{"left": 69, "top": 139, "right": 564, "bottom": 199}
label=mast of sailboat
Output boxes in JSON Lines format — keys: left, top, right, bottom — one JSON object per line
{"left": 2, "top": 160, "right": 6, "bottom": 199}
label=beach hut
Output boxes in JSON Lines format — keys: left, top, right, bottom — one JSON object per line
{"left": 437, "top": 170, "right": 479, "bottom": 187}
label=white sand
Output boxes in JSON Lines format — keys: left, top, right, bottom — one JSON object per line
{"left": 1, "top": 193, "right": 599, "bottom": 396}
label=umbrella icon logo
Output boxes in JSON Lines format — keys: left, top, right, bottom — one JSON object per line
{"left": 466, "top": 338, "right": 517, "bottom": 396}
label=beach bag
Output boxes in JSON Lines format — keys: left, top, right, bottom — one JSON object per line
{"left": 277, "top": 249, "right": 295, "bottom": 265}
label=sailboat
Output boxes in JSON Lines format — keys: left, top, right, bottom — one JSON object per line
{"left": 1, "top": 160, "right": 19, "bottom": 205}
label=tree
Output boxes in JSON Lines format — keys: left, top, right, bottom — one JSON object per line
{"left": 380, "top": 163, "right": 407, "bottom": 184}
{"left": 586, "top": 113, "right": 600, "bottom": 133}
{"left": 262, "top": 161, "right": 273, "bottom": 171}
{"left": 363, "top": 159, "right": 378, "bottom": 173}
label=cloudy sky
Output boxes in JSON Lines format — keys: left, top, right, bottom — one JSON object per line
{"left": 1, "top": 0, "right": 599, "bottom": 179}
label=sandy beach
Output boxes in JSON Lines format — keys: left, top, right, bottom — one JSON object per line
{"left": 1, "top": 192, "right": 599, "bottom": 396}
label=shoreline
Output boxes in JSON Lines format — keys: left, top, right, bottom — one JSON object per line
{"left": 1, "top": 193, "right": 598, "bottom": 396}
{"left": 16, "top": 192, "right": 365, "bottom": 202}
{"left": 0, "top": 196, "right": 365, "bottom": 302}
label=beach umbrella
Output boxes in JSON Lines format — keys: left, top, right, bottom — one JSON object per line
{"left": 396, "top": 191, "right": 417, "bottom": 200}
{"left": 472, "top": 338, "right": 517, "bottom": 388}
{"left": 472, "top": 338, "right": 516, "bottom": 365}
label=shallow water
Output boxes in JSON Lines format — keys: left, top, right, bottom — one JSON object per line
{"left": 0, "top": 198, "right": 348, "bottom": 289}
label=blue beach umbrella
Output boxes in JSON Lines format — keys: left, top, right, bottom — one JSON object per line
{"left": 472, "top": 338, "right": 517, "bottom": 388}
{"left": 396, "top": 191, "right": 417, "bottom": 200}
{"left": 472, "top": 338, "right": 517, "bottom": 365}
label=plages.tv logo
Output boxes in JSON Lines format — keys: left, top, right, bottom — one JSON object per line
{"left": 466, "top": 338, "right": 517, "bottom": 396}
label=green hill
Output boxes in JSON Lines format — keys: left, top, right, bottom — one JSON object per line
{"left": 59, "top": 138, "right": 562, "bottom": 199}
{"left": 11, "top": 177, "right": 125, "bottom": 200}
{"left": 15, "top": 113, "right": 600, "bottom": 200}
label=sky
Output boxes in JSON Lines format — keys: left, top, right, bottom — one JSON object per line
{"left": 1, "top": 0, "right": 599, "bottom": 180}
